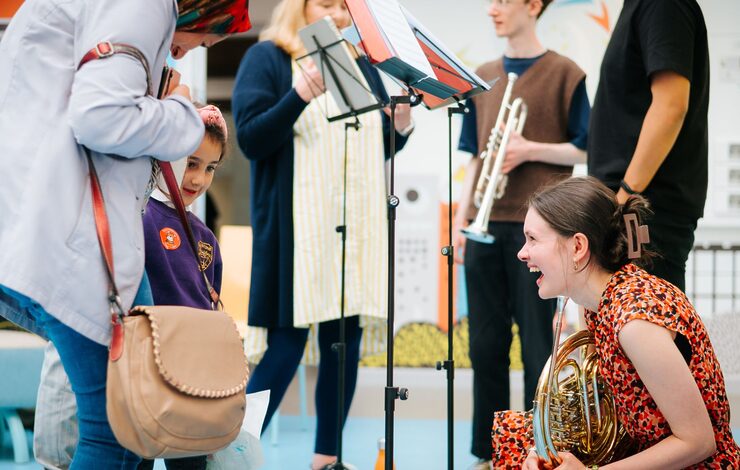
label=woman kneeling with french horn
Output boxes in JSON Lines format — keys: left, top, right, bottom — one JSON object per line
{"left": 494, "top": 176, "right": 740, "bottom": 469}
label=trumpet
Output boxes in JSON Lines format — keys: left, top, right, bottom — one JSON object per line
{"left": 462, "top": 73, "right": 527, "bottom": 244}
{"left": 532, "top": 296, "right": 633, "bottom": 466}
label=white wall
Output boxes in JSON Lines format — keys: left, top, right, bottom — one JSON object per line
{"left": 699, "top": 0, "right": 740, "bottom": 241}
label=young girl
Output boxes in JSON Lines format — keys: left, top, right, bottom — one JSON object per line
{"left": 137, "top": 104, "right": 228, "bottom": 470}
{"left": 495, "top": 176, "right": 740, "bottom": 469}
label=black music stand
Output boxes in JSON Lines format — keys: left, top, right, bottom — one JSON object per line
{"left": 342, "top": 1, "right": 493, "bottom": 468}
{"left": 297, "top": 17, "right": 387, "bottom": 470}
{"left": 382, "top": 77, "right": 481, "bottom": 470}
{"left": 434, "top": 99, "right": 467, "bottom": 470}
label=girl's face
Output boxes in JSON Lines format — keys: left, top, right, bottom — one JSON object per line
{"left": 170, "top": 32, "right": 225, "bottom": 60}
{"left": 517, "top": 208, "right": 571, "bottom": 299}
{"left": 304, "top": 0, "right": 351, "bottom": 29}
{"left": 180, "top": 137, "right": 221, "bottom": 207}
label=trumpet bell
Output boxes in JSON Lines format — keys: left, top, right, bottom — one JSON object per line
{"left": 461, "top": 225, "right": 494, "bottom": 244}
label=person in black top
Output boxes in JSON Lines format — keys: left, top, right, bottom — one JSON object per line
{"left": 588, "top": 0, "right": 709, "bottom": 292}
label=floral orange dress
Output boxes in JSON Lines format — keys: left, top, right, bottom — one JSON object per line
{"left": 491, "top": 264, "right": 740, "bottom": 469}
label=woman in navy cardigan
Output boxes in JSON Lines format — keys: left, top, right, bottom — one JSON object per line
{"left": 232, "top": 0, "right": 412, "bottom": 468}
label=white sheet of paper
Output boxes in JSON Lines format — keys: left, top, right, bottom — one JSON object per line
{"left": 367, "top": 0, "right": 434, "bottom": 77}
{"left": 244, "top": 390, "right": 270, "bottom": 439}
{"left": 299, "top": 17, "right": 380, "bottom": 116}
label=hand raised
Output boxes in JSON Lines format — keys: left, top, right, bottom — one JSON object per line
{"left": 295, "top": 61, "right": 326, "bottom": 103}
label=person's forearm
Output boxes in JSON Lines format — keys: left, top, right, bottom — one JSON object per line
{"left": 620, "top": 100, "right": 686, "bottom": 193}
{"left": 527, "top": 142, "right": 586, "bottom": 166}
{"left": 603, "top": 434, "right": 716, "bottom": 470}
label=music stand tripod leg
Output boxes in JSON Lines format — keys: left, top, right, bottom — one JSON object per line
{"left": 435, "top": 101, "right": 469, "bottom": 470}
{"left": 328, "top": 117, "right": 361, "bottom": 470}
{"left": 384, "top": 92, "right": 422, "bottom": 470}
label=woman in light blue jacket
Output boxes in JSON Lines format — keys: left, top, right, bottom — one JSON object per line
{"left": 0, "top": 0, "right": 250, "bottom": 467}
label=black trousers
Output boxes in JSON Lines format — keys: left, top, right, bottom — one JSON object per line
{"left": 464, "top": 222, "right": 556, "bottom": 460}
{"left": 643, "top": 209, "right": 697, "bottom": 293}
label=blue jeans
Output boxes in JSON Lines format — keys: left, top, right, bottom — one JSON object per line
{"left": 0, "top": 278, "right": 152, "bottom": 469}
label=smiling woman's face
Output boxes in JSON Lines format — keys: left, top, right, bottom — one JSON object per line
{"left": 517, "top": 207, "right": 570, "bottom": 299}
{"left": 304, "top": 0, "right": 351, "bottom": 29}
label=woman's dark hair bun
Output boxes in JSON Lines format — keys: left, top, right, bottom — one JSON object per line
{"left": 529, "top": 176, "right": 656, "bottom": 272}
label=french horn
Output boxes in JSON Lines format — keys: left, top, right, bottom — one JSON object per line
{"left": 532, "top": 297, "right": 633, "bottom": 466}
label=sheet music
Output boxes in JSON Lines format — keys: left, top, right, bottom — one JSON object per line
{"left": 298, "top": 17, "right": 384, "bottom": 119}
{"left": 367, "top": 0, "right": 434, "bottom": 78}
{"left": 400, "top": 5, "right": 489, "bottom": 90}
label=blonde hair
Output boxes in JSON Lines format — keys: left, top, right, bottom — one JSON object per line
{"left": 259, "top": 0, "right": 308, "bottom": 57}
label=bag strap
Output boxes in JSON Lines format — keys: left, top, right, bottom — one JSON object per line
{"left": 77, "top": 43, "right": 221, "bottom": 351}
{"left": 158, "top": 162, "right": 222, "bottom": 308}
{"left": 78, "top": 41, "right": 153, "bottom": 96}
{"left": 84, "top": 148, "right": 126, "bottom": 358}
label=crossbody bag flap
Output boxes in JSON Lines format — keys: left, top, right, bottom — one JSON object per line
{"left": 130, "top": 306, "right": 248, "bottom": 398}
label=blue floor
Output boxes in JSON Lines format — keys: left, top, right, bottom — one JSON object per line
{"left": 261, "top": 416, "right": 479, "bottom": 469}
{"left": 0, "top": 416, "right": 481, "bottom": 470}
{"left": 3, "top": 419, "right": 739, "bottom": 469}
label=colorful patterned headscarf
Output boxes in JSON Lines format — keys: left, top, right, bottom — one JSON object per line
{"left": 176, "top": 0, "right": 251, "bottom": 34}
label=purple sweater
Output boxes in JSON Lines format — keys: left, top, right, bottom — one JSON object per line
{"left": 143, "top": 198, "right": 222, "bottom": 309}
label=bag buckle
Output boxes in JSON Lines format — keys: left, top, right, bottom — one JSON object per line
{"left": 95, "top": 41, "right": 115, "bottom": 59}
{"left": 108, "top": 293, "right": 125, "bottom": 361}
{"left": 109, "top": 293, "right": 124, "bottom": 319}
